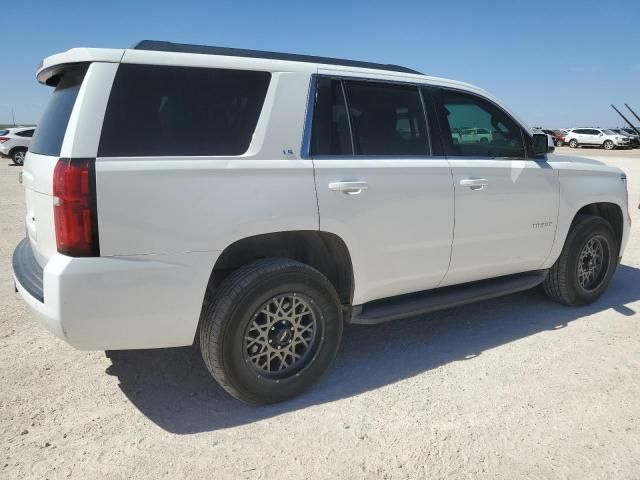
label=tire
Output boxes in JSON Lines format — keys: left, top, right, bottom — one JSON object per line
{"left": 479, "top": 137, "right": 488, "bottom": 145}
{"left": 603, "top": 140, "right": 615, "bottom": 150}
{"left": 199, "top": 258, "right": 343, "bottom": 404}
{"left": 569, "top": 139, "right": 578, "bottom": 148}
{"left": 543, "top": 215, "right": 618, "bottom": 306}
{"left": 11, "top": 149, "right": 26, "bottom": 166}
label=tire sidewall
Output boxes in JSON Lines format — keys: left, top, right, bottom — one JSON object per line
{"left": 564, "top": 219, "right": 618, "bottom": 304}
{"left": 211, "top": 267, "right": 342, "bottom": 403}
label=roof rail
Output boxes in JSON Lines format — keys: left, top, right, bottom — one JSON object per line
{"left": 133, "top": 40, "right": 423, "bottom": 75}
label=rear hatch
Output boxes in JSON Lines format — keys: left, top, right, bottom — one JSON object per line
{"left": 23, "top": 65, "right": 88, "bottom": 267}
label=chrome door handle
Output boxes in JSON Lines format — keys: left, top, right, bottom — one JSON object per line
{"left": 460, "top": 178, "right": 489, "bottom": 190}
{"left": 329, "top": 181, "right": 369, "bottom": 195}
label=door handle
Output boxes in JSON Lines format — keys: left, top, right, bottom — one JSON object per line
{"left": 460, "top": 178, "right": 489, "bottom": 190}
{"left": 329, "top": 181, "right": 369, "bottom": 195}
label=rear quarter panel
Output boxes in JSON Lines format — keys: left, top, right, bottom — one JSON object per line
{"left": 95, "top": 68, "right": 318, "bottom": 256}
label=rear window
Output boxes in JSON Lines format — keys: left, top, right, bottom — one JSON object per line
{"left": 30, "top": 66, "right": 87, "bottom": 156}
{"left": 98, "top": 64, "right": 271, "bottom": 157}
{"left": 0, "top": 130, "right": 8, "bottom": 136}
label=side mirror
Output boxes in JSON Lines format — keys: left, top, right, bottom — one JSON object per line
{"left": 531, "top": 133, "right": 554, "bottom": 157}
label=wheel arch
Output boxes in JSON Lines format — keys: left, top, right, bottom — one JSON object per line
{"left": 9, "top": 146, "right": 28, "bottom": 157}
{"left": 205, "top": 230, "right": 355, "bottom": 308}
{"left": 573, "top": 202, "right": 624, "bottom": 252}
{"left": 545, "top": 201, "right": 625, "bottom": 268}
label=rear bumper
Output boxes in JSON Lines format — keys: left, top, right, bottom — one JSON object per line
{"left": 13, "top": 238, "right": 43, "bottom": 302}
{"left": 12, "top": 238, "right": 219, "bottom": 350}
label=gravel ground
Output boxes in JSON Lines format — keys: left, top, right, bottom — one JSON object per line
{"left": 1, "top": 153, "right": 639, "bottom": 479}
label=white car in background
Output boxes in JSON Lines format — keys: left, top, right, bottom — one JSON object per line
{"left": 0, "top": 127, "right": 36, "bottom": 165}
{"left": 565, "top": 128, "right": 631, "bottom": 150}
{"left": 458, "top": 128, "right": 493, "bottom": 145}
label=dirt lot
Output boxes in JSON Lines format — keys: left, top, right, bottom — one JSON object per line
{"left": 1, "top": 152, "right": 640, "bottom": 479}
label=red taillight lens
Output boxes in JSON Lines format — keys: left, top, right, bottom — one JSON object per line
{"left": 0, "top": 136, "right": 9, "bottom": 143}
{"left": 53, "top": 158, "right": 99, "bottom": 257}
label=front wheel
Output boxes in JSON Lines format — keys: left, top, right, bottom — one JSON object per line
{"left": 543, "top": 215, "right": 618, "bottom": 306}
{"left": 569, "top": 139, "right": 578, "bottom": 148}
{"left": 603, "top": 140, "right": 615, "bottom": 150}
{"left": 199, "top": 258, "right": 343, "bottom": 404}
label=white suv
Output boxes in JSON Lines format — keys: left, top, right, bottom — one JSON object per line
{"left": 13, "top": 41, "right": 631, "bottom": 404}
{"left": 566, "top": 128, "right": 631, "bottom": 150}
{"left": 0, "top": 127, "right": 36, "bottom": 165}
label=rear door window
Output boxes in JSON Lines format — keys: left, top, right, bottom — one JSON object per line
{"left": 98, "top": 64, "right": 271, "bottom": 157}
{"left": 30, "top": 65, "right": 87, "bottom": 156}
{"left": 344, "top": 81, "right": 429, "bottom": 156}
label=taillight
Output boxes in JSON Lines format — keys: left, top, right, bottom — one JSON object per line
{"left": 0, "top": 136, "right": 9, "bottom": 143}
{"left": 52, "top": 158, "right": 100, "bottom": 257}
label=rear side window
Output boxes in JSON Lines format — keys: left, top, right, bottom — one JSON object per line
{"left": 344, "top": 81, "right": 429, "bottom": 156}
{"left": 98, "top": 64, "right": 271, "bottom": 157}
{"left": 30, "top": 66, "right": 87, "bottom": 156}
{"left": 16, "top": 129, "right": 35, "bottom": 138}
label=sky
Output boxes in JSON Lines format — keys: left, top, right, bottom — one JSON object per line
{"left": 2, "top": 0, "right": 639, "bottom": 128}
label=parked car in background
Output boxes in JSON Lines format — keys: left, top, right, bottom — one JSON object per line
{"left": 565, "top": 128, "right": 631, "bottom": 150}
{"left": 0, "top": 127, "right": 36, "bottom": 165}
{"left": 615, "top": 128, "right": 640, "bottom": 147}
{"left": 12, "top": 41, "right": 630, "bottom": 404}
{"left": 459, "top": 127, "right": 493, "bottom": 145}
{"left": 541, "top": 129, "right": 566, "bottom": 146}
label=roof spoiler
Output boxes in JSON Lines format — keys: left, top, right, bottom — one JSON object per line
{"left": 36, "top": 48, "right": 125, "bottom": 85}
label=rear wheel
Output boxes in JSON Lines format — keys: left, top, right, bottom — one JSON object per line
{"left": 603, "top": 140, "right": 615, "bottom": 150}
{"left": 199, "top": 258, "right": 343, "bottom": 404}
{"left": 569, "top": 139, "right": 578, "bottom": 148}
{"left": 11, "top": 149, "right": 26, "bottom": 166}
{"left": 543, "top": 215, "right": 618, "bottom": 306}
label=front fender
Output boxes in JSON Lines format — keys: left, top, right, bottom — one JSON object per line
{"left": 541, "top": 166, "right": 629, "bottom": 268}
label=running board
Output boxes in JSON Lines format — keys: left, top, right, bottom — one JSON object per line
{"left": 349, "top": 270, "right": 547, "bottom": 325}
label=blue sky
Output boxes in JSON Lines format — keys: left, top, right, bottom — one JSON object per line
{"left": 3, "top": 0, "right": 639, "bottom": 127}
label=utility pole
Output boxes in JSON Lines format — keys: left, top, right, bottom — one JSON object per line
{"left": 624, "top": 104, "right": 640, "bottom": 126}
{"left": 611, "top": 105, "right": 640, "bottom": 136}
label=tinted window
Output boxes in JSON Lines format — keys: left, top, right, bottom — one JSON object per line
{"left": 0, "top": 130, "right": 8, "bottom": 136}
{"left": 99, "top": 64, "right": 271, "bottom": 157}
{"left": 573, "top": 129, "right": 588, "bottom": 134}
{"left": 30, "top": 66, "right": 87, "bottom": 156}
{"left": 344, "top": 82, "right": 428, "bottom": 156}
{"left": 310, "top": 78, "right": 352, "bottom": 155}
{"left": 16, "top": 129, "right": 35, "bottom": 138}
{"left": 437, "top": 89, "right": 525, "bottom": 158}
